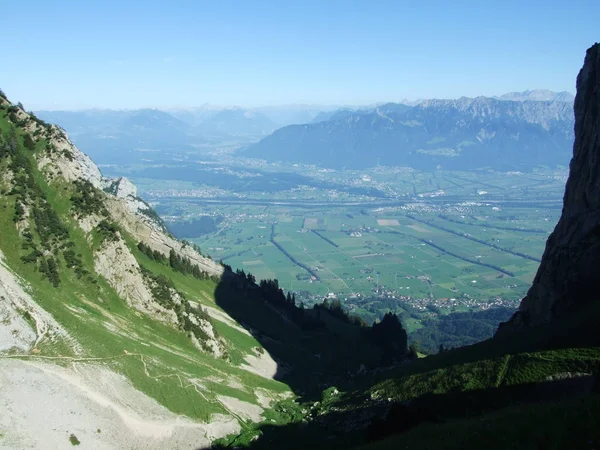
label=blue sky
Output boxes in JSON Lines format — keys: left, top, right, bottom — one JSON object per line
{"left": 2, "top": 0, "right": 598, "bottom": 109}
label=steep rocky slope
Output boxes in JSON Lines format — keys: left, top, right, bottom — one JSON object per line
{"left": 0, "top": 95, "right": 291, "bottom": 448}
{"left": 497, "top": 43, "right": 600, "bottom": 335}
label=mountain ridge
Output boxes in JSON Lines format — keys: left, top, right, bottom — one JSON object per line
{"left": 244, "top": 96, "right": 574, "bottom": 170}
{"left": 496, "top": 89, "right": 575, "bottom": 102}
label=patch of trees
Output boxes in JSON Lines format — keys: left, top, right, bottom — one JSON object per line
{"left": 140, "top": 265, "right": 220, "bottom": 353}
{"left": 169, "top": 249, "right": 202, "bottom": 277}
{"left": 141, "top": 268, "right": 178, "bottom": 310}
{"left": 315, "top": 300, "right": 410, "bottom": 361}
{"left": 32, "top": 202, "right": 69, "bottom": 245}
{"left": 137, "top": 242, "right": 167, "bottom": 263}
{"left": 5, "top": 105, "right": 24, "bottom": 126}
{"left": 70, "top": 179, "right": 108, "bottom": 217}
{"left": 96, "top": 220, "right": 120, "bottom": 244}
{"left": 169, "top": 248, "right": 214, "bottom": 280}
{"left": 137, "top": 242, "right": 217, "bottom": 282}
{"left": 167, "top": 216, "right": 221, "bottom": 239}
{"left": 39, "top": 256, "right": 61, "bottom": 287}
{"left": 371, "top": 312, "right": 409, "bottom": 362}
{"left": 221, "top": 265, "right": 324, "bottom": 330}
{"left": 1, "top": 124, "right": 87, "bottom": 286}
{"left": 62, "top": 246, "right": 89, "bottom": 279}
{"left": 410, "top": 307, "right": 515, "bottom": 354}
{"left": 23, "top": 134, "right": 35, "bottom": 151}
{"left": 256, "top": 275, "right": 323, "bottom": 330}
{"left": 315, "top": 298, "right": 368, "bottom": 327}
{"left": 311, "top": 230, "right": 339, "bottom": 248}
{"left": 137, "top": 205, "right": 168, "bottom": 233}
{"left": 221, "top": 265, "right": 411, "bottom": 360}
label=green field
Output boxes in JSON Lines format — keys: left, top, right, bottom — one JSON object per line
{"left": 123, "top": 165, "right": 565, "bottom": 325}
{"left": 199, "top": 206, "right": 552, "bottom": 303}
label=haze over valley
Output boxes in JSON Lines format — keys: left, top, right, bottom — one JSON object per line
{"left": 30, "top": 90, "right": 574, "bottom": 351}
{"left": 2, "top": 2, "right": 599, "bottom": 449}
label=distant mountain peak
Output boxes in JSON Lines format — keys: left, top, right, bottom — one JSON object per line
{"left": 497, "top": 89, "right": 575, "bottom": 102}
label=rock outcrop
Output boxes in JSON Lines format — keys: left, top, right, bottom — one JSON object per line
{"left": 497, "top": 43, "right": 600, "bottom": 335}
{"left": 0, "top": 95, "right": 224, "bottom": 279}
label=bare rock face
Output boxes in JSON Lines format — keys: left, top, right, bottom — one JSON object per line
{"left": 497, "top": 43, "right": 600, "bottom": 336}
{"left": 93, "top": 237, "right": 176, "bottom": 323}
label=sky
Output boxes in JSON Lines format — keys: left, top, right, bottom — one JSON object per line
{"left": 2, "top": 0, "right": 598, "bottom": 110}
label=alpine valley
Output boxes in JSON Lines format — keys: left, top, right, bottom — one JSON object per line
{"left": 0, "top": 44, "right": 599, "bottom": 450}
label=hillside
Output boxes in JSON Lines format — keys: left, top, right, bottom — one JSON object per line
{"left": 0, "top": 93, "right": 408, "bottom": 449}
{"left": 244, "top": 96, "right": 574, "bottom": 171}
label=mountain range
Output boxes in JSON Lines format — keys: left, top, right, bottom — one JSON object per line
{"left": 34, "top": 106, "right": 289, "bottom": 165}
{"left": 244, "top": 95, "right": 575, "bottom": 171}
{"left": 36, "top": 90, "right": 575, "bottom": 171}
{"left": 496, "top": 89, "right": 575, "bottom": 102}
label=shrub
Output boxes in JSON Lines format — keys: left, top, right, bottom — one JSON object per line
{"left": 96, "top": 220, "right": 119, "bottom": 244}
{"left": 23, "top": 134, "right": 35, "bottom": 151}
{"left": 70, "top": 180, "right": 108, "bottom": 217}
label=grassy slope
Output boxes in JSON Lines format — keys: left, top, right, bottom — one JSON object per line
{"left": 348, "top": 306, "right": 600, "bottom": 449}
{"left": 362, "top": 394, "right": 600, "bottom": 450}
{"left": 222, "top": 299, "right": 600, "bottom": 449}
{"left": 0, "top": 109, "right": 291, "bottom": 427}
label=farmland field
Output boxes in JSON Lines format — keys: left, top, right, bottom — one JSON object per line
{"left": 103, "top": 159, "right": 566, "bottom": 327}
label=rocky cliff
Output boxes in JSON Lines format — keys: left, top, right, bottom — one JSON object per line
{"left": 5, "top": 97, "right": 223, "bottom": 278}
{"left": 497, "top": 43, "right": 600, "bottom": 335}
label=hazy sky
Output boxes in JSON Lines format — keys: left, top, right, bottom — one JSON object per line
{"left": 2, "top": 0, "right": 598, "bottom": 109}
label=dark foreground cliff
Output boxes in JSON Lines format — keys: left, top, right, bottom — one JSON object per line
{"left": 497, "top": 43, "right": 600, "bottom": 335}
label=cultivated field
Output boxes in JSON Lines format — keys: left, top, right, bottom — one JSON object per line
{"left": 133, "top": 166, "right": 565, "bottom": 325}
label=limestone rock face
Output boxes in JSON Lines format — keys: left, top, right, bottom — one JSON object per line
{"left": 497, "top": 43, "right": 600, "bottom": 336}
{"left": 112, "top": 177, "right": 138, "bottom": 199}
{"left": 0, "top": 96, "right": 224, "bottom": 279}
